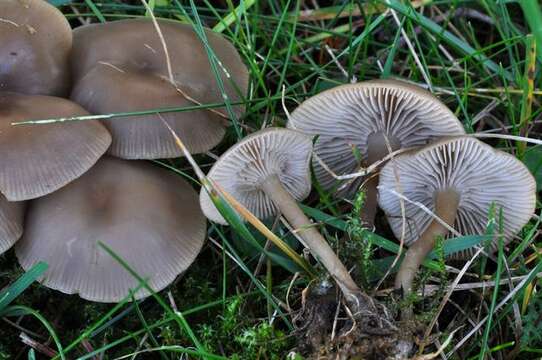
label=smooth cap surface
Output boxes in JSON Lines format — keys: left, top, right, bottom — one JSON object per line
{"left": 0, "top": 0, "right": 72, "bottom": 96}
{"left": 16, "top": 157, "right": 207, "bottom": 303}
{"left": 200, "top": 128, "right": 313, "bottom": 224}
{"left": 0, "top": 195, "right": 25, "bottom": 255}
{"left": 71, "top": 18, "right": 249, "bottom": 159}
{"left": 0, "top": 93, "right": 112, "bottom": 201}
{"left": 378, "top": 137, "right": 537, "bottom": 257}
{"left": 287, "top": 79, "right": 465, "bottom": 192}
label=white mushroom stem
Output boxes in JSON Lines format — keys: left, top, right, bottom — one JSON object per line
{"left": 261, "top": 174, "right": 363, "bottom": 306}
{"left": 395, "top": 189, "right": 460, "bottom": 296}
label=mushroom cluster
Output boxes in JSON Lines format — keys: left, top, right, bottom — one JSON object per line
{"left": 1, "top": 1, "right": 536, "bottom": 325}
{"left": 0, "top": 0, "right": 248, "bottom": 302}
{"left": 202, "top": 79, "right": 537, "bottom": 326}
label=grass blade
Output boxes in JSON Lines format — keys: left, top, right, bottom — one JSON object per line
{"left": 0, "top": 262, "right": 48, "bottom": 314}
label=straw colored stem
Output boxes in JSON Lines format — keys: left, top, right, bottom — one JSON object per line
{"left": 261, "top": 175, "right": 362, "bottom": 305}
{"left": 395, "top": 189, "right": 460, "bottom": 296}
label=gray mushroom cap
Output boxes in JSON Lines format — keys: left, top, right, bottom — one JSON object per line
{"left": 287, "top": 79, "right": 465, "bottom": 193}
{"left": 0, "top": 0, "right": 72, "bottom": 96}
{"left": 70, "top": 18, "right": 249, "bottom": 159}
{"left": 378, "top": 137, "right": 537, "bottom": 257}
{"left": 16, "top": 157, "right": 206, "bottom": 303}
{"left": 0, "top": 195, "right": 25, "bottom": 255}
{"left": 200, "top": 128, "right": 313, "bottom": 224}
{"left": 0, "top": 93, "right": 112, "bottom": 201}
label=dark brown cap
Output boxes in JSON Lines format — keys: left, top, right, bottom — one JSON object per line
{"left": 71, "top": 19, "right": 249, "bottom": 159}
{"left": 0, "top": 0, "right": 72, "bottom": 96}
{"left": 0, "top": 93, "right": 112, "bottom": 201}
{"left": 16, "top": 157, "right": 207, "bottom": 302}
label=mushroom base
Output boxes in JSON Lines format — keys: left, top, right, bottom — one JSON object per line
{"left": 294, "top": 281, "right": 414, "bottom": 359}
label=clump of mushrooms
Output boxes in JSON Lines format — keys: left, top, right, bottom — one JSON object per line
{"left": 16, "top": 157, "right": 206, "bottom": 302}
{"left": 70, "top": 18, "right": 249, "bottom": 160}
{"left": 377, "top": 137, "right": 536, "bottom": 301}
{"left": 200, "top": 128, "right": 377, "bottom": 312}
{"left": 288, "top": 79, "right": 465, "bottom": 227}
{"left": 0, "top": 0, "right": 72, "bottom": 96}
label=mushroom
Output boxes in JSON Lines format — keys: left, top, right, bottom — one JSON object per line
{"left": 16, "top": 157, "right": 206, "bottom": 303}
{"left": 70, "top": 18, "right": 249, "bottom": 159}
{"left": 287, "top": 79, "right": 465, "bottom": 227}
{"left": 0, "top": 195, "right": 25, "bottom": 255}
{"left": 0, "top": 0, "right": 72, "bottom": 96}
{"left": 377, "top": 136, "right": 537, "bottom": 297}
{"left": 200, "top": 128, "right": 364, "bottom": 307}
{"left": 0, "top": 93, "right": 112, "bottom": 201}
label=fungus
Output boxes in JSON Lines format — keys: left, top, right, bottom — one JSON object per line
{"left": 0, "top": 195, "right": 24, "bottom": 255}
{"left": 200, "top": 128, "right": 364, "bottom": 307}
{"left": 71, "top": 18, "right": 249, "bottom": 159}
{"left": 288, "top": 79, "right": 465, "bottom": 227}
{"left": 0, "top": 0, "right": 72, "bottom": 96}
{"left": 377, "top": 137, "right": 536, "bottom": 297}
{"left": 0, "top": 93, "right": 112, "bottom": 201}
{"left": 16, "top": 157, "right": 206, "bottom": 303}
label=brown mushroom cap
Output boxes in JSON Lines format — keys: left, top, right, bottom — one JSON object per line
{"left": 70, "top": 18, "right": 249, "bottom": 159}
{"left": 0, "top": 195, "right": 25, "bottom": 255}
{"left": 378, "top": 136, "right": 537, "bottom": 257}
{"left": 287, "top": 79, "right": 465, "bottom": 192}
{"left": 16, "top": 157, "right": 206, "bottom": 303}
{"left": 199, "top": 128, "right": 313, "bottom": 224}
{"left": 0, "top": 93, "right": 112, "bottom": 201}
{"left": 0, "top": 0, "right": 72, "bottom": 96}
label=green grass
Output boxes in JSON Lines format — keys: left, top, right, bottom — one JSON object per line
{"left": 1, "top": 0, "right": 542, "bottom": 358}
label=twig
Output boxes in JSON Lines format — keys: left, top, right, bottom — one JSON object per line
{"left": 20, "top": 332, "right": 57, "bottom": 358}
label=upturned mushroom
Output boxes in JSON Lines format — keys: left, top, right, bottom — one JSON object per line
{"left": 70, "top": 18, "right": 249, "bottom": 159}
{"left": 200, "top": 128, "right": 364, "bottom": 307}
{"left": 0, "top": 0, "right": 72, "bottom": 96}
{"left": 16, "top": 157, "right": 206, "bottom": 303}
{"left": 0, "top": 195, "right": 24, "bottom": 255}
{"left": 288, "top": 79, "right": 465, "bottom": 227}
{"left": 377, "top": 137, "right": 536, "bottom": 297}
{"left": 0, "top": 93, "right": 112, "bottom": 201}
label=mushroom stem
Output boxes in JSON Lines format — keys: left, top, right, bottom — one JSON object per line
{"left": 359, "top": 174, "right": 379, "bottom": 228}
{"left": 261, "top": 174, "right": 363, "bottom": 306}
{"left": 394, "top": 189, "right": 460, "bottom": 297}
{"left": 359, "top": 134, "right": 397, "bottom": 228}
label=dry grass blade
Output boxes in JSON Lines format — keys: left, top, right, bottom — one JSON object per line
{"left": 140, "top": 0, "right": 229, "bottom": 120}
{"left": 212, "top": 182, "right": 316, "bottom": 277}
{"left": 446, "top": 265, "right": 542, "bottom": 357}
{"left": 472, "top": 133, "right": 542, "bottom": 145}
{"left": 378, "top": 188, "right": 461, "bottom": 237}
{"left": 420, "top": 247, "right": 484, "bottom": 354}
{"left": 414, "top": 329, "right": 459, "bottom": 360}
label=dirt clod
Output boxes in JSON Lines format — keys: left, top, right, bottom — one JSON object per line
{"left": 294, "top": 281, "right": 414, "bottom": 359}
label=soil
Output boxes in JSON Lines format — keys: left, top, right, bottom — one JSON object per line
{"left": 293, "top": 281, "right": 415, "bottom": 359}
